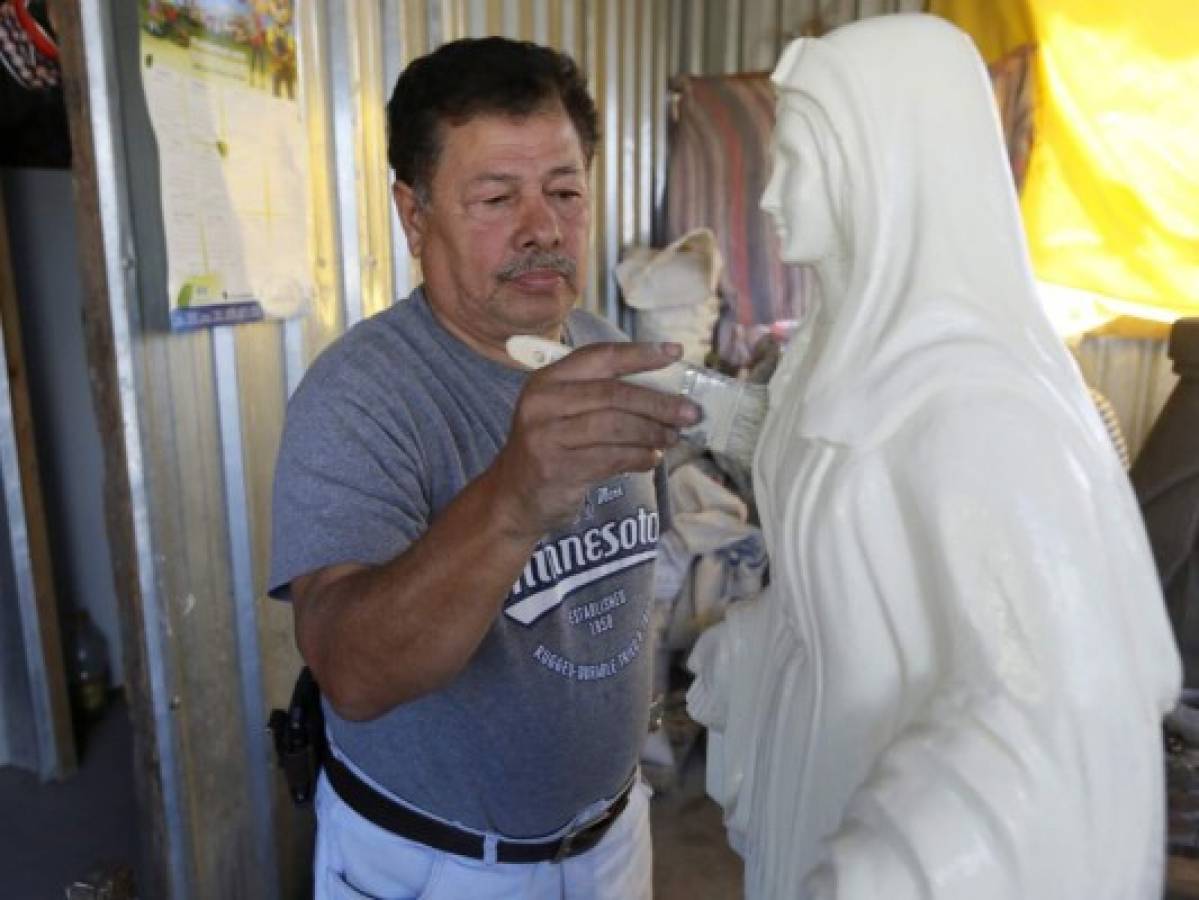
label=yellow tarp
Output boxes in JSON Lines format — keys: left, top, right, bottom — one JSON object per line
{"left": 931, "top": 0, "right": 1199, "bottom": 329}
{"left": 928, "top": 0, "right": 1034, "bottom": 61}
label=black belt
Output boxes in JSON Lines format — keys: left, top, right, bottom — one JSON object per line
{"left": 323, "top": 753, "right": 633, "bottom": 864}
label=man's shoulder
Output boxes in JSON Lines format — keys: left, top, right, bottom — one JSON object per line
{"left": 339, "top": 291, "right": 431, "bottom": 353}
{"left": 302, "top": 294, "right": 430, "bottom": 388}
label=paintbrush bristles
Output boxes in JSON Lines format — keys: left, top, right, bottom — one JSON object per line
{"left": 717, "top": 381, "right": 768, "bottom": 470}
{"left": 672, "top": 366, "right": 767, "bottom": 470}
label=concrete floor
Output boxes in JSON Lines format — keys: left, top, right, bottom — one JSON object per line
{"left": 649, "top": 733, "right": 744, "bottom": 900}
{"left": 0, "top": 697, "right": 140, "bottom": 898}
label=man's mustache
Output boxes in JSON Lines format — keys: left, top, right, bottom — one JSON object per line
{"left": 497, "top": 252, "right": 577, "bottom": 283}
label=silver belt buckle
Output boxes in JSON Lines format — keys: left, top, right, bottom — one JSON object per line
{"left": 552, "top": 803, "right": 616, "bottom": 863}
{"left": 551, "top": 829, "right": 577, "bottom": 863}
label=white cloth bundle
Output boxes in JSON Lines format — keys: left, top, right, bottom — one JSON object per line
{"left": 616, "top": 228, "right": 722, "bottom": 365}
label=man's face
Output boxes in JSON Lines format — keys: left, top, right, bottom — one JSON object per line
{"left": 394, "top": 105, "right": 591, "bottom": 360}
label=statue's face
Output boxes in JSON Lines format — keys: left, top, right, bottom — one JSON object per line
{"left": 760, "top": 103, "right": 838, "bottom": 265}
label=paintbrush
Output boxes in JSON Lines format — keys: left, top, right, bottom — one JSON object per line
{"left": 506, "top": 335, "right": 767, "bottom": 470}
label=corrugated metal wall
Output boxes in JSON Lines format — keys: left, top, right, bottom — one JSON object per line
{"left": 80, "top": 1, "right": 1028, "bottom": 897}
{"left": 670, "top": 0, "right": 923, "bottom": 74}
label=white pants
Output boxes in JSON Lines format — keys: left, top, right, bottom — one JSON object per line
{"left": 314, "top": 772, "right": 654, "bottom": 900}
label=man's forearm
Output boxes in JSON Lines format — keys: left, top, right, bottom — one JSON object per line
{"left": 294, "top": 341, "right": 693, "bottom": 721}
{"left": 296, "top": 464, "right": 540, "bottom": 721}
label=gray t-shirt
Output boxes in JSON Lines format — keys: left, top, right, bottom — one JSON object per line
{"left": 269, "top": 288, "right": 663, "bottom": 837}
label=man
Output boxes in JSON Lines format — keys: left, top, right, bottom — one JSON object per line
{"left": 269, "top": 36, "right": 698, "bottom": 899}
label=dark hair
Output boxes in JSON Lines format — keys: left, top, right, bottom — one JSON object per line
{"left": 386, "top": 37, "right": 599, "bottom": 201}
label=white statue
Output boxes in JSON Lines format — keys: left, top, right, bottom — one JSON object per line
{"left": 686, "top": 14, "right": 1181, "bottom": 899}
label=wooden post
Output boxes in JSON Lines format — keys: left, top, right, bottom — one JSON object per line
{"left": 54, "top": 2, "right": 170, "bottom": 896}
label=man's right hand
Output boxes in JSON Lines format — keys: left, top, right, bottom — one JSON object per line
{"left": 490, "top": 341, "right": 700, "bottom": 538}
